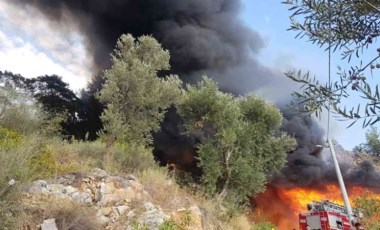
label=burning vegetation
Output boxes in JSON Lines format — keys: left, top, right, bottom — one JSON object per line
{"left": 3, "top": 0, "right": 380, "bottom": 228}
{"left": 252, "top": 185, "right": 380, "bottom": 229}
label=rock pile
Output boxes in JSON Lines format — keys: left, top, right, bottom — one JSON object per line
{"left": 22, "top": 168, "right": 203, "bottom": 230}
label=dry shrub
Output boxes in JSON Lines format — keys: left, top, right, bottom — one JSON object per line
{"left": 138, "top": 168, "right": 193, "bottom": 211}
{"left": 0, "top": 134, "right": 44, "bottom": 228}
{"left": 227, "top": 214, "right": 253, "bottom": 230}
{"left": 49, "top": 140, "right": 157, "bottom": 175}
{"left": 48, "top": 140, "right": 97, "bottom": 175}
{"left": 22, "top": 197, "right": 102, "bottom": 230}
{"left": 193, "top": 198, "right": 226, "bottom": 230}
{"left": 137, "top": 167, "right": 242, "bottom": 230}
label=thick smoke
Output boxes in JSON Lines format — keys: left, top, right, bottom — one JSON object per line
{"left": 274, "top": 109, "right": 380, "bottom": 190}
{"left": 274, "top": 109, "right": 326, "bottom": 187}
{"left": 10, "top": 0, "right": 276, "bottom": 93}
{"left": 12, "top": 0, "right": 380, "bottom": 190}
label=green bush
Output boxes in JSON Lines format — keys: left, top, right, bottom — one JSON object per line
{"left": 29, "top": 146, "right": 57, "bottom": 180}
{"left": 0, "top": 126, "right": 22, "bottom": 149}
{"left": 43, "top": 140, "right": 157, "bottom": 175}
{"left": 354, "top": 193, "right": 380, "bottom": 229}
{"left": 252, "top": 222, "right": 276, "bottom": 230}
{"left": 114, "top": 143, "right": 157, "bottom": 173}
{"left": 0, "top": 135, "right": 44, "bottom": 228}
{"left": 159, "top": 220, "right": 179, "bottom": 230}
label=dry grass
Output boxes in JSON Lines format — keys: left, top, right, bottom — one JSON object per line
{"left": 0, "top": 131, "right": 254, "bottom": 230}
{"left": 0, "top": 134, "right": 44, "bottom": 229}
{"left": 138, "top": 167, "right": 194, "bottom": 211}
{"left": 44, "top": 199, "right": 102, "bottom": 230}
{"left": 20, "top": 197, "right": 102, "bottom": 230}
{"left": 227, "top": 214, "right": 253, "bottom": 230}
{"left": 49, "top": 140, "right": 157, "bottom": 175}
{"left": 137, "top": 167, "right": 254, "bottom": 230}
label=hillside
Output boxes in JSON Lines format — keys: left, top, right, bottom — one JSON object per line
{"left": 21, "top": 168, "right": 204, "bottom": 230}
{"left": 0, "top": 131, "right": 261, "bottom": 230}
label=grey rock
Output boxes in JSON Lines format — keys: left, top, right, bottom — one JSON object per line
{"left": 64, "top": 185, "right": 77, "bottom": 194}
{"left": 57, "top": 174, "right": 76, "bottom": 185}
{"left": 143, "top": 202, "right": 155, "bottom": 211}
{"left": 127, "top": 210, "right": 135, "bottom": 219}
{"left": 126, "top": 174, "right": 138, "bottom": 182}
{"left": 28, "top": 180, "right": 48, "bottom": 193}
{"left": 116, "top": 205, "right": 129, "bottom": 215}
{"left": 139, "top": 209, "right": 169, "bottom": 230}
{"left": 92, "top": 168, "right": 108, "bottom": 178}
{"left": 71, "top": 191, "right": 92, "bottom": 204}
{"left": 41, "top": 218, "right": 58, "bottom": 230}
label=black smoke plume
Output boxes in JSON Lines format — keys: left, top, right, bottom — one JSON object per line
{"left": 274, "top": 109, "right": 380, "bottom": 191}
{"left": 12, "top": 0, "right": 380, "bottom": 190}
{"left": 11, "top": 0, "right": 275, "bottom": 93}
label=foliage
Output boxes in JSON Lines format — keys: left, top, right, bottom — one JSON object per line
{"left": 178, "top": 77, "right": 296, "bottom": 206}
{"left": 283, "top": 0, "right": 380, "bottom": 127}
{"left": 159, "top": 212, "right": 193, "bottom": 230}
{"left": 0, "top": 135, "right": 46, "bottom": 228}
{"left": 252, "top": 222, "right": 276, "bottom": 230}
{"left": 132, "top": 222, "right": 150, "bottom": 230}
{"left": 98, "top": 34, "right": 184, "bottom": 146}
{"left": 28, "top": 75, "right": 82, "bottom": 137}
{"left": 354, "top": 126, "right": 380, "bottom": 155}
{"left": 29, "top": 146, "right": 57, "bottom": 180}
{"left": 0, "top": 126, "right": 22, "bottom": 149}
{"left": 0, "top": 85, "right": 42, "bottom": 134}
{"left": 0, "top": 71, "right": 104, "bottom": 140}
{"left": 138, "top": 167, "right": 184, "bottom": 210}
{"left": 47, "top": 139, "right": 157, "bottom": 174}
{"left": 159, "top": 220, "right": 179, "bottom": 230}
{"left": 354, "top": 192, "right": 380, "bottom": 229}
{"left": 112, "top": 142, "right": 157, "bottom": 173}
{"left": 77, "top": 73, "right": 105, "bottom": 140}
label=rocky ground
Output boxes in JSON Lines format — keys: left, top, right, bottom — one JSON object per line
{"left": 22, "top": 168, "right": 204, "bottom": 230}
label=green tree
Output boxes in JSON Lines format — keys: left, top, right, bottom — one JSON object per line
{"left": 0, "top": 71, "right": 84, "bottom": 138}
{"left": 28, "top": 75, "right": 82, "bottom": 137}
{"left": 0, "top": 85, "right": 40, "bottom": 134}
{"left": 0, "top": 84, "right": 62, "bottom": 136}
{"left": 354, "top": 192, "right": 380, "bottom": 229}
{"left": 178, "top": 77, "right": 296, "bottom": 206}
{"left": 98, "top": 34, "right": 183, "bottom": 146}
{"left": 283, "top": 0, "right": 380, "bottom": 127}
{"left": 354, "top": 126, "right": 380, "bottom": 155}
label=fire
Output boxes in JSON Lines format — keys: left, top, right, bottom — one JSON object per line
{"left": 252, "top": 184, "right": 380, "bottom": 229}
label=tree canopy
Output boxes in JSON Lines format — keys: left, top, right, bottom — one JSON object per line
{"left": 283, "top": 0, "right": 380, "bottom": 127}
{"left": 178, "top": 77, "right": 296, "bottom": 205}
{"left": 98, "top": 34, "right": 184, "bottom": 146}
{"left": 354, "top": 126, "right": 380, "bottom": 155}
{"left": 0, "top": 71, "right": 102, "bottom": 139}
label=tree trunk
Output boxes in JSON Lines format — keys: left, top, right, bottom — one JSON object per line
{"left": 217, "top": 149, "right": 233, "bottom": 203}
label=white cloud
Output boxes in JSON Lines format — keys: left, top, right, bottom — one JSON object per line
{"left": 0, "top": 0, "right": 92, "bottom": 91}
{"left": 0, "top": 34, "right": 87, "bottom": 90}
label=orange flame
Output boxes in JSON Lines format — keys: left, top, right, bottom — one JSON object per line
{"left": 252, "top": 185, "right": 380, "bottom": 229}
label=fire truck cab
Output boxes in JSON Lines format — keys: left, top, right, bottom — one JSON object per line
{"left": 299, "top": 200, "right": 362, "bottom": 230}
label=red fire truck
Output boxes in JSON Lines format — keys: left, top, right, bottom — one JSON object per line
{"left": 299, "top": 200, "right": 363, "bottom": 230}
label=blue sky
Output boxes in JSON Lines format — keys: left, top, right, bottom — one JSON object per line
{"left": 240, "top": 0, "right": 375, "bottom": 149}
{"left": 0, "top": 0, "right": 374, "bottom": 149}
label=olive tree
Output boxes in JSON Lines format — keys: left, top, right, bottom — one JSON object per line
{"left": 354, "top": 126, "right": 380, "bottom": 155}
{"left": 283, "top": 0, "right": 380, "bottom": 127}
{"left": 178, "top": 77, "right": 296, "bottom": 205}
{"left": 98, "top": 34, "right": 184, "bottom": 146}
